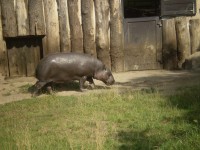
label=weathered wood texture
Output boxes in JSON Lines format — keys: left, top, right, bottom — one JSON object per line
{"left": 1, "top": 0, "right": 17, "bottom": 37}
{"left": 57, "top": 0, "right": 71, "bottom": 52}
{"left": 43, "top": 0, "right": 60, "bottom": 55}
{"left": 81, "top": 0, "right": 96, "bottom": 57}
{"left": 109, "top": 0, "right": 124, "bottom": 72}
{"left": 162, "top": 19, "right": 178, "bottom": 70}
{"left": 0, "top": 5, "right": 8, "bottom": 76}
{"left": 16, "top": 0, "right": 29, "bottom": 36}
{"left": 94, "top": 0, "right": 111, "bottom": 69}
{"left": 68, "top": 0, "right": 83, "bottom": 52}
{"left": 175, "top": 17, "right": 191, "bottom": 69}
{"left": 29, "top": 0, "right": 46, "bottom": 35}
{"left": 6, "top": 38, "right": 42, "bottom": 77}
{"left": 189, "top": 19, "right": 200, "bottom": 54}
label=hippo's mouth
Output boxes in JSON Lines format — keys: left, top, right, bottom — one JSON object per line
{"left": 104, "top": 80, "right": 115, "bottom": 86}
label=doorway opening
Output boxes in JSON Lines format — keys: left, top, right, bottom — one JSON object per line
{"left": 123, "top": 0, "right": 160, "bottom": 18}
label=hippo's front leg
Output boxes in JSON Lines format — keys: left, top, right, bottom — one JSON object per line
{"left": 87, "top": 77, "right": 95, "bottom": 89}
{"left": 79, "top": 76, "right": 87, "bottom": 92}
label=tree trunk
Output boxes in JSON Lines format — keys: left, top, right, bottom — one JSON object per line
{"left": 1, "top": 0, "right": 17, "bottom": 37}
{"left": 81, "top": 0, "right": 96, "bottom": 57}
{"left": 162, "top": 18, "right": 178, "bottom": 69}
{"left": 94, "top": 0, "right": 111, "bottom": 69}
{"left": 16, "top": 0, "right": 29, "bottom": 36}
{"left": 175, "top": 17, "right": 191, "bottom": 69}
{"left": 29, "top": 0, "right": 46, "bottom": 35}
{"left": 57, "top": 0, "right": 71, "bottom": 52}
{"left": 189, "top": 19, "right": 200, "bottom": 54}
{"left": 109, "top": 0, "right": 124, "bottom": 72}
{"left": 68, "top": 0, "right": 83, "bottom": 52}
{"left": 43, "top": 0, "right": 60, "bottom": 55}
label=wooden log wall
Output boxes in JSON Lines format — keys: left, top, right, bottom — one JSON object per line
{"left": 162, "top": 18, "right": 178, "bottom": 70}
{"left": 162, "top": 17, "right": 200, "bottom": 69}
{"left": 0, "top": 0, "right": 124, "bottom": 77}
{"left": 0, "top": 4, "right": 8, "bottom": 76}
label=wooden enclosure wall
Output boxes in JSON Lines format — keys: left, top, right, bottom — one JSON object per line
{"left": 0, "top": 0, "right": 124, "bottom": 77}
{"left": 162, "top": 17, "right": 200, "bottom": 69}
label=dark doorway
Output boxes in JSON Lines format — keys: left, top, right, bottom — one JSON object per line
{"left": 124, "top": 0, "right": 160, "bottom": 18}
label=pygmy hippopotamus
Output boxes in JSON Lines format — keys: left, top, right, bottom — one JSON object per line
{"left": 33, "top": 52, "right": 115, "bottom": 96}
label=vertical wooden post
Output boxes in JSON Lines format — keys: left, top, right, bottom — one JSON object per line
{"left": 16, "top": 0, "right": 29, "bottom": 36}
{"left": 68, "top": 0, "right": 83, "bottom": 52}
{"left": 109, "top": 0, "right": 124, "bottom": 72}
{"left": 1, "top": 0, "right": 17, "bottom": 37}
{"left": 0, "top": 3, "right": 8, "bottom": 76}
{"left": 81, "top": 0, "right": 96, "bottom": 57}
{"left": 162, "top": 19, "right": 178, "bottom": 69}
{"left": 189, "top": 19, "right": 200, "bottom": 54}
{"left": 29, "top": 0, "right": 46, "bottom": 35}
{"left": 94, "top": 0, "right": 111, "bottom": 69}
{"left": 43, "top": 0, "right": 60, "bottom": 55}
{"left": 57, "top": 0, "right": 71, "bottom": 52}
{"left": 175, "top": 17, "right": 191, "bottom": 69}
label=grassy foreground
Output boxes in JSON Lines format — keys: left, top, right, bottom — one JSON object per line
{"left": 0, "top": 86, "right": 200, "bottom": 150}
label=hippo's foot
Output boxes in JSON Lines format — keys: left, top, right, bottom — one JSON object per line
{"left": 32, "top": 92, "right": 38, "bottom": 97}
{"left": 87, "top": 83, "right": 95, "bottom": 90}
{"left": 47, "top": 86, "right": 53, "bottom": 95}
{"left": 80, "top": 88, "right": 87, "bottom": 92}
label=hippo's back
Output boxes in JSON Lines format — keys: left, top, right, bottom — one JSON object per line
{"left": 36, "top": 53, "right": 103, "bottom": 82}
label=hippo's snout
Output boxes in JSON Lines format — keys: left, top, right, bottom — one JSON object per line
{"left": 106, "top": 76, "right": 115, "bottom": 85}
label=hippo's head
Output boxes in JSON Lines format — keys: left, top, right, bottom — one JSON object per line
{"left": 95, "top": 67, "right": 115, "bottom": 85}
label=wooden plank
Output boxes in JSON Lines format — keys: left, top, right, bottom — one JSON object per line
{"left": 109, "top": 0, "right": 124, "bottom": 72}
{"left": 175, "top": 17, "right": 191, "bottom": 68}
{"left": 1, "top": 0, "right": 17, "bottom": 37}
{"left": 68, "top": 0, "right": 83, "bottom": 52}
{"left": 57, "top": 0, "right": 71, "bottom": 52}
{"left": 7, "top": 39, "right": 26, "bottom": 77}
{"left": 161, "top": 0, "right": 196, "bottom": 17}
{"left": 81, "top": 0, "right": 96, "bottom": 57}
{"left": 24, "top": 37, "right": 41, "bottom": 77}
{"left": 189, "top": 19, "right": 200, "bottom": 54}
{"left": 16, "top": 0, "right": 29, "bottom": 36}
{"left": 94, "top": 0, "right": 111, "bottom": 69}
{"left": 29, "top": 0, "right": 46, "bottom": 35}
{"left": 0, "top": 4, "right": 8, "bottom": 76}
{"left": 162, "top": 19, "right": 178, "bottom": 70}
{"left": 43, "top": 0, "right": 60, "bottom": 55}
{"left": 25, "top": 45, "right": 37, "bottom": 77}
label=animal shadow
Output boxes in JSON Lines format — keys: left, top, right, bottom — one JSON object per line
{"left": 28, "top": 81, "right": 111, "bottom": 95}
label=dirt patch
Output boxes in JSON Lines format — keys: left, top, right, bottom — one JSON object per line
{"left": 0, "top": 70, "right": 200, "bottom": 104}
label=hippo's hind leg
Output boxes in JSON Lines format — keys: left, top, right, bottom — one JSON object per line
{"left": 32, "top": 81, "right": 48, "bottom": 97}
{"left": 87, "top": 77, "right": 95, "bottom": 89}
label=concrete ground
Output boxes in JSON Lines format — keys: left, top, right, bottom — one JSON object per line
{"left": 0, "top": 70, "right": 200, "bottom": 105}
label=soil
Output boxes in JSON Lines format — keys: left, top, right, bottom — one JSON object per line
{"left": 0, "top": 70, "right": 200, "bottom": 105}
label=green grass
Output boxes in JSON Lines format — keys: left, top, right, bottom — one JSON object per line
{"left": 0, "top": 85, "right": 200, "bottom": 150}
